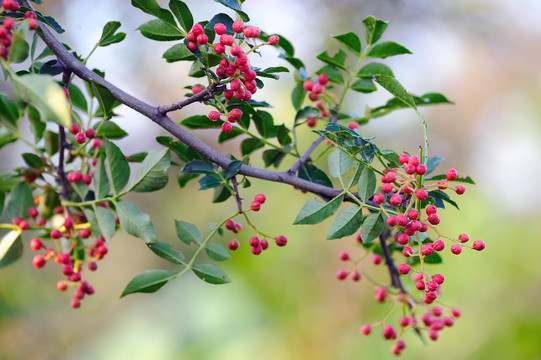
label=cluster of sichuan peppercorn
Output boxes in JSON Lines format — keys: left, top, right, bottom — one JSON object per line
{"left": 333, "top": 153, "right": 484, "bottom": 355}
{"left": 223, "top": 194, "right": 288, "bottom": 255}
{"left": 184, "top": 21, "right": 279, "bottom": 134}
{"left": 0, "top": 7, "right": 38, "bottom": 59}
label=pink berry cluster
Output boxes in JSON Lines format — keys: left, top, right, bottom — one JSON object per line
{"left": 302, "top": 76, "right": 331, "bottom": 128}
{"left": 185, "top": 21, "right": 279, "bottom": 134}
{"left": 0, "top": 9, "right": 38, "bottom": 59}
{"left": 27, "top": 206, "right": 110, "bottom": 308}
{"left": 334, "top": 153, "right": 484, "bottom": 355}
{"left": 223, "top": 194, "right": 288, "bottom": 255}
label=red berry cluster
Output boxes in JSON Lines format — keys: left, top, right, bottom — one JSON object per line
{"left": 185, "top": 21, "right": 279, "bottom": 134}
{"left": 0, "top": 9, "right": 38, "bottom": 59}
{"left": 27, "top": 206, "right": 110, "bottom": 308}
{"left": 302, "top": 76, "right": 331, "bottom": 128}
{"left": 334, "top": 153, "right": 484, "bottom": 354}
{"left": 223, "top": 194, "right": 288, "bottom": 255}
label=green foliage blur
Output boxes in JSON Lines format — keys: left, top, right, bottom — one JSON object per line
{"left": 1, "top": 0, "right": 540, "bottom": 359}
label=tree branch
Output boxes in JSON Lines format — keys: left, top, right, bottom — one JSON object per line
{"left": 379, "top": 230, "right": 406, "bottom": 292}
{"left": 26, "top": 2, "right": 347, "bottom": 203}
{"left": 157, "top": 82, "right": 226, "bottom": 114}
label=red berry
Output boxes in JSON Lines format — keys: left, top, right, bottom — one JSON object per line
{"left": 451, "top": 243, "right": 462, "bottom": 255}
{"left": 18, "top": 220, "right": 29, "bottom": 230}
{"left": 374, "top": 286, "right": 388, "bottom": 302}
{"left": 473, "top": 240, "right": 486, "bottom": 251}
{"left": 71, "top": 298, "right": 81, "bottom": 309}
{"left": 260, "top": 238, "right": 269, "bottom": 250}
{"left": 32, "top": 254, "right": 46, "bottom": 268}
{"left": 458, "top": 233, "right": 469, "bottom": 243}
{"left": 398, "top": 264, "right": 410, "bottom": 275}
{"left": 339, "top": 251, "right": 349, "bottom": 261}
{"left": 416, "top": 164, "right": 427, "bottom": 175}
{"left": 415, "top": 189, "right": 428, "bottom": 200}
{"left": 318, "top": 73, "right": 329, "bottom": 86}
{"left": 220, "top": 34, "right": 234, "bottom": 46}
{"left": 251, "top": 245, "right": 262, "bottom": 255}
{"left": 405, "top": 164, "right": 416, "bottom": 174}
{"left": 3, "top": 18, "right": 14, "bottom": 30}
{"left": 426, "top": 205, "right": 437, "bottom": 215}
{"left": 221, "top": 122, "right": 232, "bottom": 133}
{"left": 397, "top": 214, "right": 408, "bottom": 226}
{"left": 30, "top": 238, "right": 42, "bottom": 250}
{"left": 24, "top": 11, "right": 37, "bottom": 19}
{"left": 243, "top": 27, "right": 256, "bottom": 38}
{"left": 428, "top": 214, "right": 440, "bottom": 225}
{"left": 360, "top": 324, "right": 371, "bottom": 336}
{"left": 452, "top": 308, "right": 462, "bottom": 318}
{"left": 79, "top": 228, "right": 91, "bottom": 239}
{"left": 312, "top": 84, "right": 323, "bottom": 94}
{"left": 446, "top": 168, "right": 458, "bottom": 181}
{"left": 429, "top": 330, "right": 439, "bottom": 341}
{"left": 51, "top": 229, "right": 62, "bottom": 239}
{"left": 253, "top": 194, "right": 266, "bottom": 204}
{"left": 88, "top": 261, "right": 98, "bottom": 271}
{"left": 196, "top": 33, "right": 208, "bottom": 44}
{"left": 455, "top": 184, "right": 466, "bottom": 194}
{"left": 92, "top": 138, "right": 102, "bottom": 150}
{"left": 399, "top": 316, "right": 410, "bottom": 327}
{"left": 398, "top": 153, "right": 409, "bottom": 165}
{"left": 225, "top": 220, "right": 236, "bottom": 231}
{"left": 232, "top": 21, "right": 244, "bottom": 33}
{"left": 351, "top": 271, "right": 361, "bottom": 281}
{"left": 348, "top": 122, "right": 359, "bottom": 130}
{"left": 187, "top": 42, "right": 199, "bottom": 51}
{"left": 387, "top": 216, "right": 397, "bottom": 226}
{"left": 227, "top": 239, "right": 239, "bottom": 250}
{"left": 427, "top": 280, "right": 439, "bottom": 291}
{"left": 191, "top": 24, "right": 204, "bottom": 36}
{"left": 421, "top": 244, "right": 434, "bottom": 256}
{"left": 85, "top": 128, "right": 96, "bottom": 139}
{"left": 250, "top": 201, "right": 261, "bottom": 211}
{"left": 268, "top": 35, "right": 279, "bottom": 45}
{"left": 402, "top": 246, "right": 413, "bottom": 257}
{"left": 192, "top": 85, "right": 203, "bottom": 94}
{"left": 36, "top": 217, "right": 46, "bottom": 227}
{"left": 432, "top": 239, "right": 445, "bottom": 251}
{"left": 372, "top": 254, "right": 382, "bottom": 265}
{"left": 75, "top": 132, "right": 86, "bottom": 144}
{"left": 275, "top": 235, "right": 287, "bottom": 247}
{"left": 407, "top": 210, "right": 419, "bottom": 220}
{"left": 381, "top": 183, "right": 393, "bottom": 193}
{"left": 397, "top": 234, "right": 409, "bottom": 245}
{"left": 229, "top": 108, "right": 243, "bottom": 121}
{"left": 433, "top": 274, "right": 445, "bottom": 284}
{"left": 249, "top": 236, "right": 260, "bottom": 247}
{"left": 82, "top": 174, "right": 92, "bottom": 185}
{"left": 383, "top": 325, "right": 397, "bottom": 340}
{"left": 208, "top": 111, "right": 221, "bottom": 121}
{"left": 444, "top": 317, "right": 455, "bottom": 327}
{"left": 415, "top": 280, "right": 425, "bottom": 290}
{"left": 373, "top": 193, "right": 385, "bottom": 205}
{"left": 214, "top": 42, "right": 225, "bottom": 54}
{"left": 69, "top": 272, "right": 82, "bottom": 282}
{"left": 57, "top": 280, "right": 68, "bottom": 291}
{"left": 214, "top": 23, "right": 227, "bottom": 35}
{"left": 336, "top": 270, "right": 348, "bottom": 280}
{"left": 390, "top": 194, "right": 402, "bottom": 206}
{"left": 303, "top": 80, "right": 314, "bottom": 91}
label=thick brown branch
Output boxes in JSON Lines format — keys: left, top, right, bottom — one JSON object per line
{"left": 26, "top": 3, "right": 348, "bottom": 203}
{"left": 379, "top": 230, "right": 406, "bottom": 292}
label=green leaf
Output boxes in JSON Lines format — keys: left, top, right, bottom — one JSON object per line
{"left": 367, "top": 41, "right": 412, "bottom": 59}
{"left": 252, "top": 110, "right": 275, "bottom": 138}
{"left": 95, "top": 121, "right": 128, "bottom": 139}
{"left": 424, "top": 251, "right": 443, "bottom": 264}
{"left": 116, "top": 201, "right": 157, "bottom": 243}
{"left": 357, "top": 167, "right": 377, "bottom": 202}
{"left": 279, "top": 55, "right": 304, "bottom": 70}
{"left": 328, "top": 148, "right": 355, "bottom": 177}
{"left": 22, "top": 153, "right": 43, "bottom": 169}
{"left": 131, "top": 148, "right": 170, "bottom": 192}
{"left": 192, "top": 263, "right": 230, "bottom": 284}
{"left": 0, "top": 192, "right": 4, "bottom": 218}
{"left": 358, "top": 63, "right": 394, "bottom": 78}
{"left": 94, "top": 156, "right": 110, "bottom": 199}
{"left": 182, "top": 160, "right": 214, "bottom": 174}
{"left": 120, "top": 270, "right": 177, "bottom": 297}
{"left": 262, "top": 149, "right": 286, "bottom": 168}
{"left": 0, "top": 95, "right": 20, "bottom": 127}
{"left": 276, "top": 125, "right": 292, "bottom": 146}
{"left": 8, "top": 30, "right": 29, "bottom": 64}
{"left": 0, "top": 126, "right": 18, "bottom": 149}
{"left": 0, "top": 231, "right": 23, "bottom": 268}
{"left": 326, "top": 206, "right": 363, "bottom": 240}
{"left": 131, "top": 0, "right": 177, "bottom": 26}
{"left": 104, "top": 140, "right": 130, "bottom": 195}
{"left": 360, "top": 212, "right": 385, "bottom": 242}
{"left": 316, "top": 50, "right": 347, "bottom": 70}
{"left": 98, "top": 21, "right": 126, "bottom": 47}
{"left": 137, "top": 19, "right": 185, "bottom": 41}
{"left": 316, "top": 64, "right": 344, "bottom": 84}
{"left": 9, "top": 73, "right": 70, "bottom": 127}
{"left": 178, "top": 173, "right": 198, "bottom": 188}
{"left": 351, "top": 78, "right": 377, "bottom": 93}
{"left": 175, "top": 220, "right": 202, "bottom": 245}
{"left": 212, "top": 184, "right": 232, "bottom": 203}
{"left": 6, "top": 181, "right": 34, "bottom": 220}
{"left": 415, "top": 92, "right": 453, "bottom": 106}
{"left": 426, "top": 156, "right": 444, "bottom": 175}
{"left": 362, "top": 16, "right": 388, "bottom": 46}
{"left": 241, "top": 138, "right": 264, "bottom": 156}
{"left": 43, "top": 130, "right": 58, "bottom": 155}
{"left": 68, "top": 84, "right": 88, "bottom": 112}
{"left": 33, "top": 10, "right": 65, "bottom": 34}
{"left": 295, "top": 106, "right": 321, "bottom": 123}
{"left": 294, "top": 194, "right": 344, "bottom": 225}
{"left": 93, "top": 205, "right": 116, "bottom": 241}
{"left": 198, "top": 175, "right": 221, "bottom": 190}
{"left": 373, "top": 75, "right": 416, "bottom": 109}
{"left": 333, "top": 32, "right": 361, "bottom": 54}
{"left": 224, "top": 160, "right": 243, "bottom": 179}
{"left": 291, "top": 82, "right": 306, "bottom": 111}
{"left": 298, "top": 164, "right": 333, "bottom": 188}
{"left": 214, "top": 0, "right": 250, "bottom": 22}
{"left": 27, "top": 105, "right": 45, "bottom": 141}
{"left": 91, "top": 81, "right": 117, "bottom": 117}
{"left": 205, "top": 243, "right": 230, "bottom": 261}
{"left": 148, "top": 241, "right": 185, "bottom": 264}
{"left": 181, "top": 114, "right": 222, "bottom": 129}
{"left": 427, "top": 174, "right": 475, "bottom": 185}
{"left": 163, "top": 43, "right": 196, "bottom": 62}
{"left": 169, "top": 0, "right": 193, "bottom": 32}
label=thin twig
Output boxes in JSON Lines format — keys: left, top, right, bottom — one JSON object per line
{"left": 287, "top": 136, "right": 323, "bottom": 175}
{"left": 157, "top": 82, "right": 226, "bottom": 114}
{"left": 231, "top": 176, "right": 243, "bottom": 213}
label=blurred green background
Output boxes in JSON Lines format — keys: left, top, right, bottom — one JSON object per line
{"left": 1, "top": 0, "right": 541, "bottom": 359}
